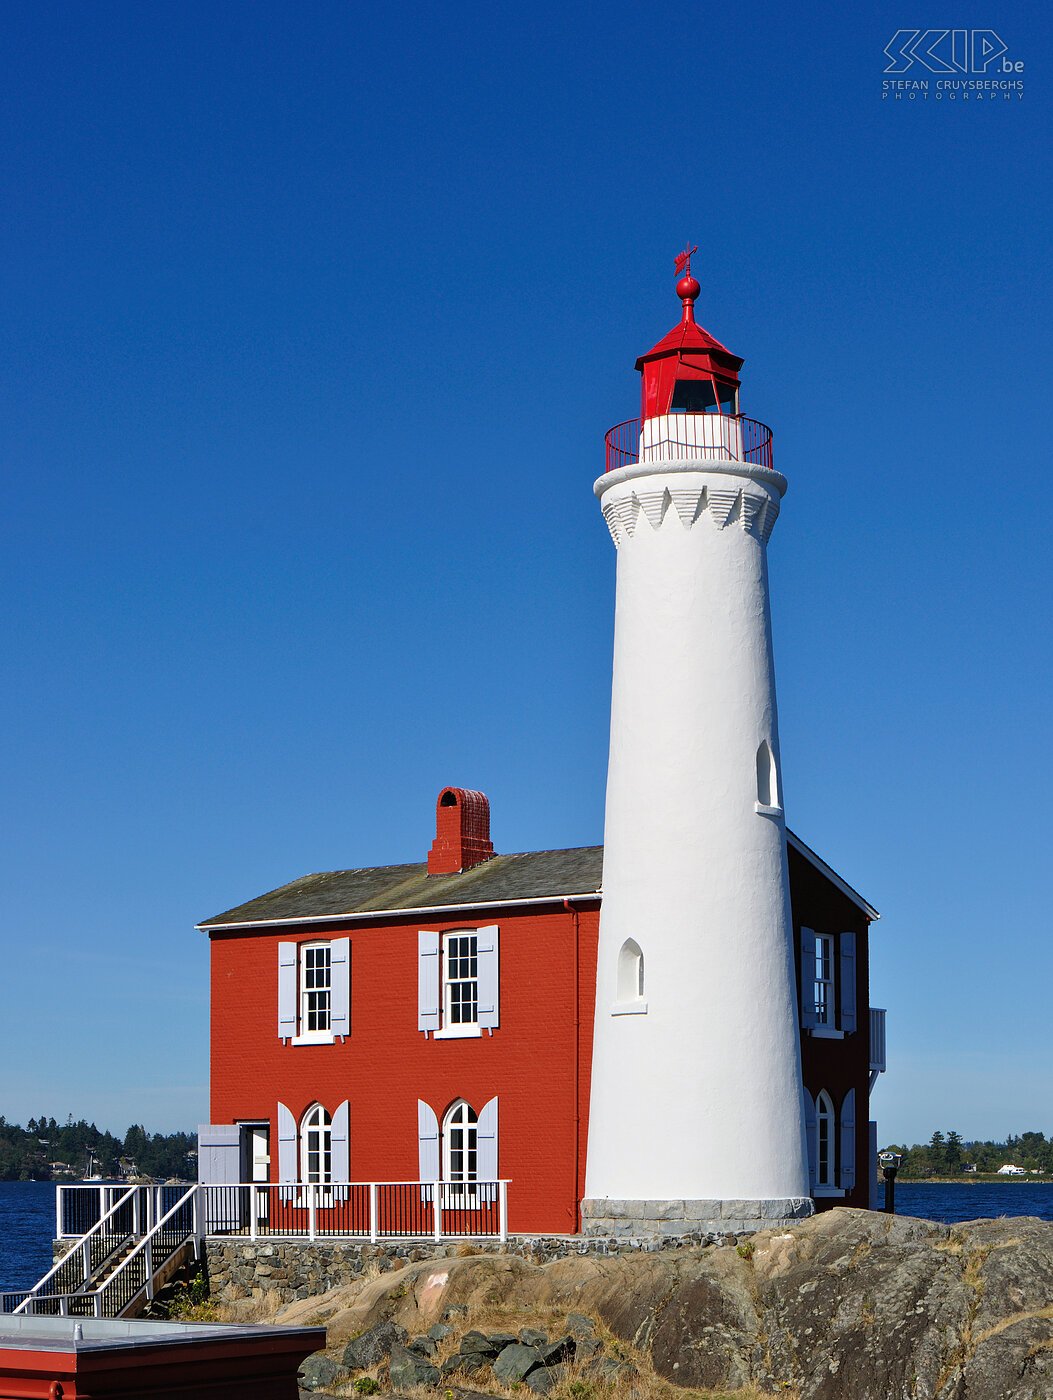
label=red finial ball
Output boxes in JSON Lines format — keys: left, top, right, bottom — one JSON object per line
{"left": 677, "top": 274, "right": 700, "bottom": 301}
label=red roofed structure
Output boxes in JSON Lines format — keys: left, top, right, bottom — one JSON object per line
{"left": 635, "top": 246, "right": 744, "bottom": 421}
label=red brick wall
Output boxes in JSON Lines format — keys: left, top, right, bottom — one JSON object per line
{"left": 209, "top": 901, "right": 600, "bottom": 1234}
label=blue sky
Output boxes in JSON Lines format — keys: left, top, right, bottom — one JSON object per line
{"left": 1, "top": 1, "right": 1048, "bottom": 1145}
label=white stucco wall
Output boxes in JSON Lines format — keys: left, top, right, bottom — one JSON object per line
{"left": 585, "top": 453, "right": 810, "bottom": 1206}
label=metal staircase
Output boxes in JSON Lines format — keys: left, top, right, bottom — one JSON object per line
{"left": 1, "top": 1185, "right": 199, "bottom": 1319}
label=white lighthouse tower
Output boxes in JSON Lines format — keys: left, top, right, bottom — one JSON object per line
{"left": 582, "top": 251, "right": 813, "bottom": 1237}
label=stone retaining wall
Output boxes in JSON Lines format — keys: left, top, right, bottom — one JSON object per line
{"left": 205, "top": 1233, "right": 727, "bottom": 1305}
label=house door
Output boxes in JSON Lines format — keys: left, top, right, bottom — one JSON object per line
{"left": 241, "top": 1124, "right": 270, "bottom": 1224}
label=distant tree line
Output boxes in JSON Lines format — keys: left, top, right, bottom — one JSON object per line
{"left": 884, "top": 1130, "right": 1053, "bottom": 1178}
{"left": 0, "top": 1115, "right": 195, "bottom": 1182}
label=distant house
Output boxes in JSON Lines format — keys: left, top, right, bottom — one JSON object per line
{"left": 997, "top": 1163, "right": 1026, "bottom": 1175}
{"left": 963, "top": 1163, "right": 978, "bottom": 1173}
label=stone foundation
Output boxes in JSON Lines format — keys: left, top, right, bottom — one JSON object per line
{"left": 204, "top": 1232, "right": 733, "bottom": 1305}
{"left": 580, "top": 1197, "right": 814, "bottom": 1238}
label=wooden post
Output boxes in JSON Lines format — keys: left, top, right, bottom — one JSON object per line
{"left": 498, "top": 1181, "right": 508, "bottom": 1243}
{"left": 308, "top": 1185, "right": 317, "bottom": 1241}
{"left": 369, "top": 1184, "right": 378, "bottom": 1244}
{"left": 433, "top": 1183, "right": 442, "bottom": 1242}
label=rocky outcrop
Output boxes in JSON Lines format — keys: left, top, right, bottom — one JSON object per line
{"left": 279, "top": 1209, "right": 1053, "bottom": 1399}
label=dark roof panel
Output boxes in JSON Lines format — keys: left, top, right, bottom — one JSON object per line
{"left": 199, "top": 847, "right": 604, "bottom": 928}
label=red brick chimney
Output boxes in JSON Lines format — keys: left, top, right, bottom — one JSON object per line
{"left": 427, "top": 787, "right": 494, "bottom": 875}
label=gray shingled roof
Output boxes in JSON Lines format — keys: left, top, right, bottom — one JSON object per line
{"left": 199, "top": 847, "right": 604, "bottom": 928}
{"left": 198, "top": 831, "right": 878, "bottom": 930}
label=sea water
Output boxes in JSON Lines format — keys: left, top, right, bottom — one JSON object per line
{"left": 0, "top": 1181, "right": 57, "bottom": 1292}
{"left": 3, "top": 1179, "right": 1053, "bottom": 1292}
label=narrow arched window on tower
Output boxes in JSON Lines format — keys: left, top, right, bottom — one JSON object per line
{"left": 756, "top": 740, "right": 780, "bottom": 810}
{"left": 616, "top": 939, "right": 645, "bottom": 1003}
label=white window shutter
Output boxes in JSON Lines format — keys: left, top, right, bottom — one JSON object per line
{"left": 197, "top": 1124, "right": 242, "bottom": 1231}
{"left": 804, "top": 1093, "right": 817, "bottom": 1192}
{"left": 839, "top": 931, "right": 857, "bottom": 1033}
{"left": 418, "top": 931, "right": 440, "bottom": 1033}
{"left": 800, "top": 928, "right": 817, "bottom": 1029}
{"left": 277, "top": 1101, "right": 298, "bottom": 1200}
{"left": 418, "top": 1099, "right": 439, "bottom": 1202}
{"left": 839, "top": 1088, "right": 856, "bottom": 1191}
{"left": 477, "top": 1096, "right": 498, "bottom": 1201}
{"left": 331, "top": 1099, "right": 350, "bottom": 1200}
{"left": 476, "top": 925, "right": 500, "bottom": 1029}
{"left": 330, "top": 938, "right": 350, "bottom": 1039}
{"left": 278, "top": 942, "right": 297, "bottom": 1040}
{"left": 197, "top": 1124, "right": 240, "bottom": 1184}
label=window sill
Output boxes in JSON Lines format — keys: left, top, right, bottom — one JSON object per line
{"left": 290, "top": 1033, "right": 336, "bottom": 1046}
{"left": 813, "top": 1186, "right": 846, "bottom": 1198}
{"left": 754, "top": 802, "right": 784, "bottom": 818}
{"left": 433, "top": 1024, "right": 483, "bottom": 1040}
{"left": 611, "top": 1000, "right": 648, "bottom": 1016}
{"left": 808, "top": 1026, "right": 845, "bottom": 1040}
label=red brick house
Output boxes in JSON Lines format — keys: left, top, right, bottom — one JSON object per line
{"left": 198, "top": 786, "right": 883, "bottom": 1235}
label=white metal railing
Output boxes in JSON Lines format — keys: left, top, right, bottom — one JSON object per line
{"left": 56, "top": 1179, "right": 510, "bottom": 1246}
{"left": 55, "top": 1183, "right": 188, "bottom": 1240}
{"left": 197, "top": 1180, "right": 510, "bottom": 1243}
{"left": 870, "top": 1007, "right": 887, "bottom": 1081}
{"left": 4, "top": 1179, "right": 512, "bottom": 1320}
{"left": 12, "top": 1183, "right": 139, "bottom": 1312}
{"left": 3, "top": 1187, "right": 198, "bottom": 1320}
{"left": 92, "top": 1187, "right": 199, "bottom": 1316}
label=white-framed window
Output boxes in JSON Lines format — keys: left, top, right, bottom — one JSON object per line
{"left": 816, "top": 1090, "right": 835, "bottom": 1190}
{"left": 418, "top": 927, "right": 499, "bottom": 1038}
{"left": 800, "top": 928, "right": 857, "bottom": 1038}
{"left": 443, "top": 1100, "right": 478, "bottom": 1202}
{"left": 814, "top": 933, "right": 835, "bottom": 1027}
{"left": 443, "top": 932, "right": 479, "bottom": 1028}
{"left": 300, "top": 1103, "right": 332, "bottom": 1185}
{"left": 277, "top": 938, "right": 349, "bottom": 1044}
{"left": 301, "top": 943, "right": 332, "bottom": 1034}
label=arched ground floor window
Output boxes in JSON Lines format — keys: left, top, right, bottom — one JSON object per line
{"left": 443, "top": 1100, "right": 478, "bottom": 1202}
{"left": 300, "top": 1103, "right": 332, "bottom": 1185}
{"left": 815, "top": 1090, "right": 835, "bottom": 1190}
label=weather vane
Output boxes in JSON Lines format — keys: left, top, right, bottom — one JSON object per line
{"left": 674, "top": 244, "right": 698, "bottom": 278}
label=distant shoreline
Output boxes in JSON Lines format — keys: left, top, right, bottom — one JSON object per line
{"left": 900, "top": 1177, "right": 1053, "bottom": 1185}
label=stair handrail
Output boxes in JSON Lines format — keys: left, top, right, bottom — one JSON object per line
{"left": 15, "top": 1184, "right": 140, "bottom": 1312}
{"left": 93, "top": 1185, "right": 198, "bottom": 1317}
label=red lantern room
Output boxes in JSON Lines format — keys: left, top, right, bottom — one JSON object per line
{"left": 636, "top": 245, "right": 744, "bottom": 421}
{"left": 604, "top": 249, "right": 772, "bottom": 474}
